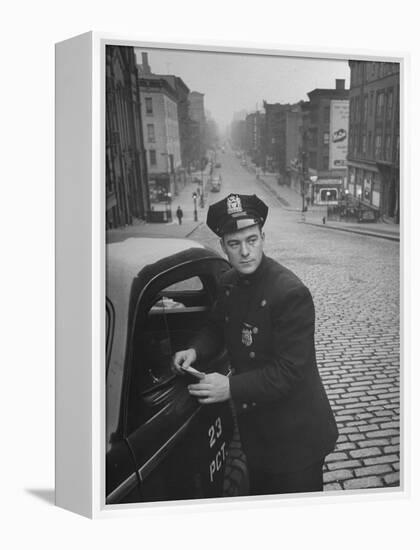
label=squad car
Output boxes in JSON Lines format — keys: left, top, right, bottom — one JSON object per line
{"left": 106, "top": 237, "right": 247, "bottom": 504}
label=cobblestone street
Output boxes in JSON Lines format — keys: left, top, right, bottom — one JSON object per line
{"left": 110, "top": 149, "right": 401, "bottom": 492}
{"left": 187, "top": 152, "right": 400, "bottom": 492}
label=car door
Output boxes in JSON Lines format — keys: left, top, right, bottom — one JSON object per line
{"left": 121, "top": 254, "right": 235, "bottom": 502}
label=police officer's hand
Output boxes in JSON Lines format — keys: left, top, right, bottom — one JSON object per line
{"left": 187, "top": 373, "right": 231, "bottom": 404}
{"left": 172, "top": 348, "right": 197, "bottom": 375}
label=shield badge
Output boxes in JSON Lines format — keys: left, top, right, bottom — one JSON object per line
{"left": 241, "top": 323, "right": 253, "bottom": 346}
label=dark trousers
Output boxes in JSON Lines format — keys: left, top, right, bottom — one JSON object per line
{"left": 249, "top": 460, "right": 324, "bottom": 496}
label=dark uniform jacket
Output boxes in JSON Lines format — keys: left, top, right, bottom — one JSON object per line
{"left": 191, "top": 254, "right": 338, "bottom": 473}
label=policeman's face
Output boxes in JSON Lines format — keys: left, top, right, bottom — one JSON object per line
{"left": 221, "top": 224, "right": 265, "bottom": 275}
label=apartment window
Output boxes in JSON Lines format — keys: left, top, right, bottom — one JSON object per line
{"left": 362, "top": 134, "right": 367, "bottom": 155}
{"left": 149, "top": 149, "right": 157, "bottom": 166}
{"left": 145, "top": 97, "right": 153, "bottom": 115}
{"left": 387, "top": 90, "right": 393, "bottom": 120}
{"left": 323, "top": 132, "right": 329, "bottom": 145}
{"left": 375, "top": 134, "right": 382, "bottom": 157}
{"left": 369, "top": 92, "right": 374, "bottom": 115}
{"left": 363, "top": 95, "right": 368, "bottom": 122}
{"left": 371, "top": 62, "right": 376, "bottom": 79}
{"left": 376, "top": 92, "right": 385, "bottom": 118}
{"left": 354, "top": 133, "right": 359, "bottom": 155}
{"left": 385, "top": 135, "right": 392, "bottom": 161}
{"left": 147, "top": 124, "right": 155, "bottom": 143}
{"left": 322, "top": 156, "right": 329, "bottom": 170}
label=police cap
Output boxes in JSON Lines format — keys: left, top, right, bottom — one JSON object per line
{"left": 206, "top": 193, "right": 268, "bottom": 237}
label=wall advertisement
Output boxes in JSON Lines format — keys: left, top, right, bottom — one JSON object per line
{"left": 329, "top": 100, "right": 349, "bottom": 170}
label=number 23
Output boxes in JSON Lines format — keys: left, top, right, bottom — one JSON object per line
{"left": 208, "top": 417, "right": 222, "bottom": 448}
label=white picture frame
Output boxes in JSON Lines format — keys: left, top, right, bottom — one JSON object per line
{"left": 55, "top": 31, "right": 407, "bottom": 519}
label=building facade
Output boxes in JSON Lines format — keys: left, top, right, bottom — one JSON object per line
{"left": 188, "top": 91, "right": 206, "bottom": 163}
{"left": 138, "top": 76, "right": 182, "bottom": 202}
{"left": 347, "top": 61, "right": 400, "bottom": 222}
{"left": 105, "top": 45, "right": 149, "bottom": 228}
{"left": 245, "top": 111, "right": 265, "bottom": 167}
{"left": 299, "top": 79, "right": 349, "bottom": 206}
{"left": 262, "top": 102, "right": 301, "bottom": 181}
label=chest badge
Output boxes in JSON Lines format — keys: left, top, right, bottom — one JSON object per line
{"left": 241, "top": 323, "right": 255, "bottom": 347}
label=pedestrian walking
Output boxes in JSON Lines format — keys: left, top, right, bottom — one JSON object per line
{"left": 172, "top": 193, "right": 338, "bottom": 496}
{"left": 176, "top": 205, "right": 183, "bottom": 225}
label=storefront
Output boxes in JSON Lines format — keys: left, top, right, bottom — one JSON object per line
{"left": 313, "top": 179, "right": 343, "bottom": 205}
{"left": 347, "top": 164, "right": 381, "bottom": 211}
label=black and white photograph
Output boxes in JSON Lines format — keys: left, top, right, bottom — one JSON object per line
{"left": 105, "top": 44, "right": 400, "bottom": 505}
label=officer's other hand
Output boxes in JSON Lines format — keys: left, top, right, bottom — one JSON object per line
{"left": 188, "top": 373, "right": 231, "bottom": 404}
{"left": 172, "top": 348, "right": 197, "bottom": 375}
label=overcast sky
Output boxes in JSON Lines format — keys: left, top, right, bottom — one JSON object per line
{"left": 135, "top": 47, "right": 350, "bottom": 133}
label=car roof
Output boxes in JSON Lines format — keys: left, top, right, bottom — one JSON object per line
{"left": 107, "top": 237, "right": 204, "bottom": 273}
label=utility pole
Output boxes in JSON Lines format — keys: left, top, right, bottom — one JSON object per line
{"left": 301, "top": 130, "right": 308, "bottom": 213}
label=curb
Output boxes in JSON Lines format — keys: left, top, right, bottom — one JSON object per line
{"left": 304, "top": 222, "right": 400, "bottom": 242}
{"left": 185, "top": 221, "right": 204, "bottom": 239}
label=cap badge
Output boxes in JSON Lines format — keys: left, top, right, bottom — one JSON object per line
{"left": 227, "top": 194, "right": 243, "bottom": 215}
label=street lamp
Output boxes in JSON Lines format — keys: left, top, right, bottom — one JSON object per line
{"left": 192, "top": 192, "right": 198, "bottom": 222}
{"left": 325, "top": 191, "right": 331, "bottom": 223}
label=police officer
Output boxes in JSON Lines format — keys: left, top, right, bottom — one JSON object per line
{"left": 173, "top": 193, "right": 338, "bottom": 495}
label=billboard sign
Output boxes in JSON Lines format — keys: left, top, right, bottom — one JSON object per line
{"left": 329, "top": 100, "right": 349, "bottom": 169}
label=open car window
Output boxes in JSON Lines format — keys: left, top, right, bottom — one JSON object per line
{"left": 126, "top": 266, "right": 221, "bottom": 432}
{"left": 150, "top": 276, "right": 204, "bottom": 312}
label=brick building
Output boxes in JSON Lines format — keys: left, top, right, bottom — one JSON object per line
{"left": 262, "top": 101, "right": 301, "bottom": 182}
{"left": 105, "top": 45, "right": 149, "bottom": 228}
{"left": 347, "top": 61, "right": 400, "bottom": 222}
{"left": 299, "top": 79, "right": 349, "bottom": 206}
{"left": 138, "top": 75, "right": 182, "bottom": 203}
{"left": 188, "top": 91, "right": 207, "bottom": 163}
{"left": 245, "top": 111, "right": 265, "bottom": 167}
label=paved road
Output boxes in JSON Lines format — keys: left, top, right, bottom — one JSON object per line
{"left": 190, "top": 148, "right": 400, "bottom": 491}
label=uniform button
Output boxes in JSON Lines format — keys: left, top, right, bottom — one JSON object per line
{"left": 252, "top": 327, "right": 259, "bottom": 334}
{"left": 225, "top": 289, "right": 230, "bottom": 297}
{"left": 261, "top": 299, "right": 267, "bottom": 307}
{"left": 249, "top": 351, "right": 256, "bottom": 359}
{"left": 242, "top": 403, "right": 248, "bottom": 410}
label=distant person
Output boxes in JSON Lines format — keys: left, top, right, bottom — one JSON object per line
{"left": 176, "top": 206, "right": 183, "bottom": 225}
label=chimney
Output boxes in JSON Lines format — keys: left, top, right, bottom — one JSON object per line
{"left": 336, "top": 79, "right": 345, "bottom": 90}
{"left": 141, "top": 52, "right": 151, "bottom": 75}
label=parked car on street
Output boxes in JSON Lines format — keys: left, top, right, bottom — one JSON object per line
{"left": 106, "top": 238, "right": 247, "bottom": 504}
{"left": 209, "top": 176, "right": 222, "bottom": 193}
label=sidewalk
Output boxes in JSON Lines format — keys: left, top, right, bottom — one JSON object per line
{"left": 251, "top": 165, "right": 400, "bottom": 242}
{"left": 303, "top": 210, "right": 400, "bottom": 242}
{"left": 106, "top": 169, "right": 209, "bottom": 244}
